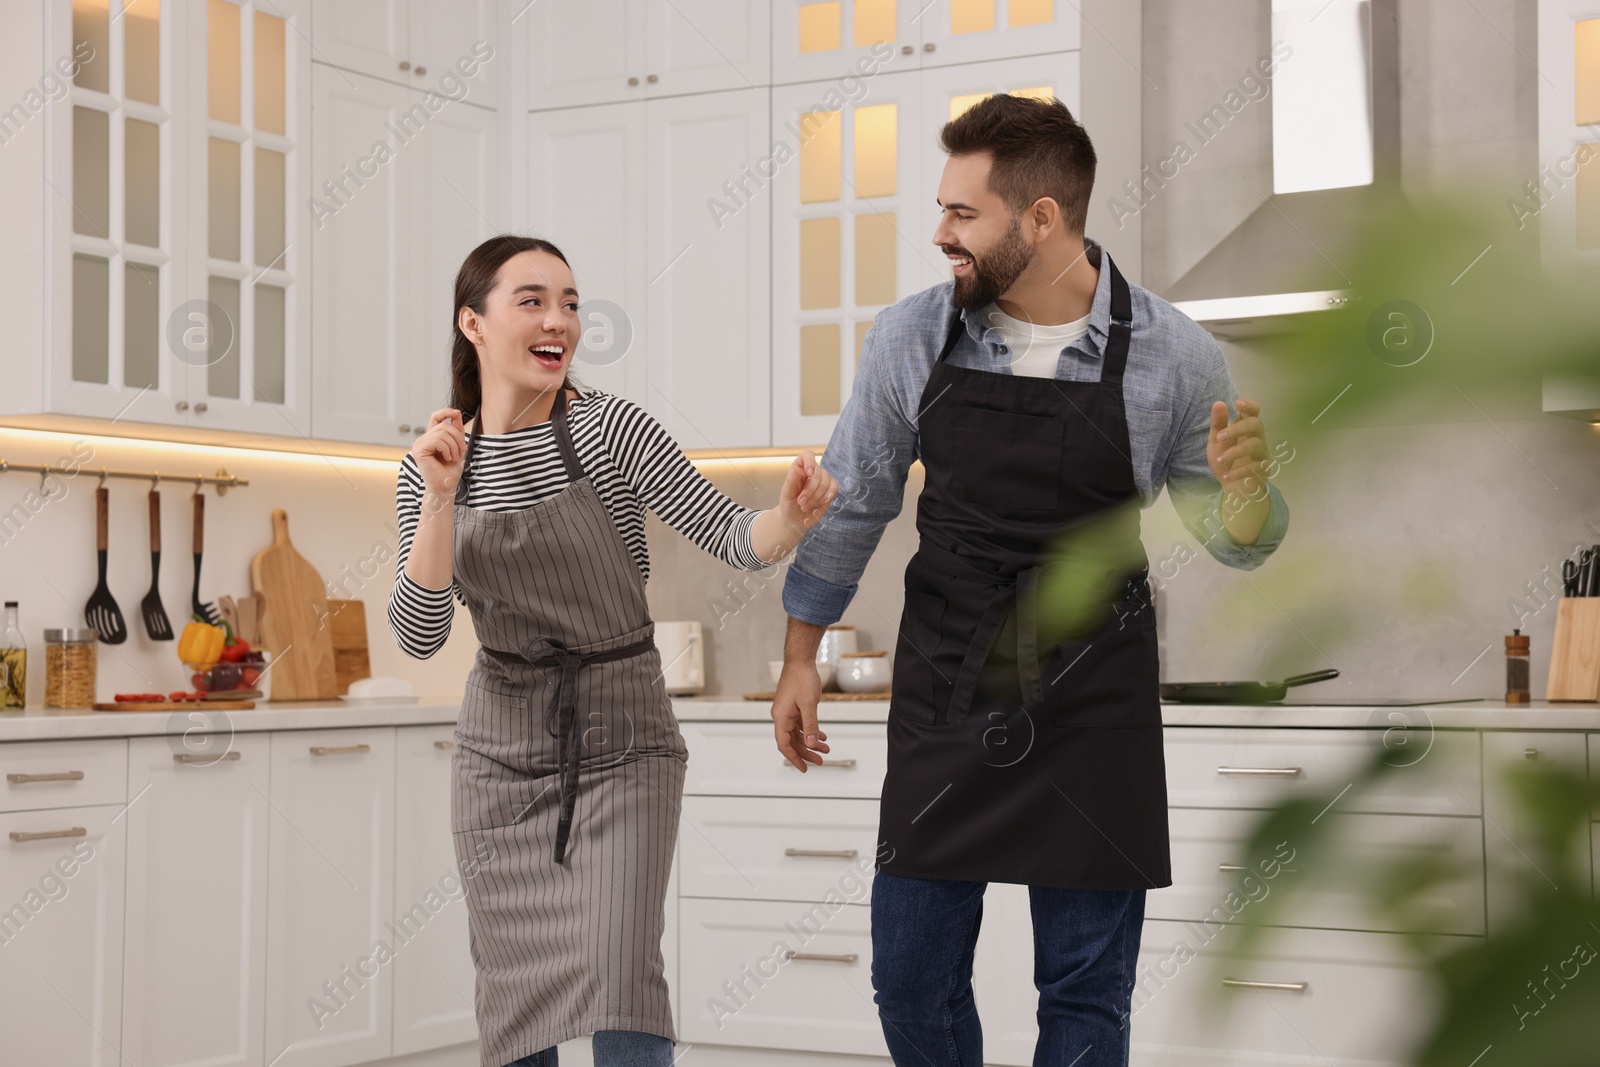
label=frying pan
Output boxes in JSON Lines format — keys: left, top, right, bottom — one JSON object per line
{"left": 1160, "top": 668, "right": 1340, "bottom": 704}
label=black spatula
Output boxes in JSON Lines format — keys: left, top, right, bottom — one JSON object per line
{"left": 84, "top": 485, "right": 127, "bottom": 644}
{"left": 140, "top": 489, "right": 173, "bottom": 640}
{"left": 190, "top": 491, "right": 220, "bottom": 626}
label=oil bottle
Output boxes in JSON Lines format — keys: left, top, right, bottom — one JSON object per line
{"left": 1, "top": 601, "right": 26, "bottom": 708}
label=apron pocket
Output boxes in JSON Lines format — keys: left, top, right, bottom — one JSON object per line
{"left": 1037, "top": 612, "right": 1160, "bottom": 730}
{"left": 951, "top": 406, "right": 1065, "bottom": 511}
{"left": 891, "top": 592, "right": 949, "bottom": 725}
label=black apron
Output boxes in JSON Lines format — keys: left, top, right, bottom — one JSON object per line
{"left": 878, "top": 254, "right": 1171, "bottom": 891}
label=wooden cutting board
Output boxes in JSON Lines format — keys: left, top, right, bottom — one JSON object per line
{"left": 325, "top": 599, "right": 372, "bottom": 695}
{"left": 95, "top": 700, "right": 257, "bottom": 711}
{"left": 250, "top": 509, "right": 338, "bottom": 701}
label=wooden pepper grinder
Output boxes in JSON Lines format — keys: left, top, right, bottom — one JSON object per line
{"left": 1505, "top": 629, "right": 1530, "bottom": 705}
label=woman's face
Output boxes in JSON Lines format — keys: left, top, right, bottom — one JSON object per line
{"left": 466, "top": 249, "right": 579, "bottom": 397}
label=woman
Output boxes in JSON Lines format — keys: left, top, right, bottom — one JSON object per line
{"left": 388, "top": 235, "right": 837, "bottom": 1067}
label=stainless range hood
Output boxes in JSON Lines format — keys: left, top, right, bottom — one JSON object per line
{"left": 1167, "top": 0, "right": 1400, "bottom": 336}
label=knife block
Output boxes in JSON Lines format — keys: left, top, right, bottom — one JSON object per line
{"left": 1547, "top": 599, "right": 1600, "bottom": 702}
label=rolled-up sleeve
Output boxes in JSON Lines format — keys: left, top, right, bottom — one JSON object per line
{"left": 783, "top": 321, "right": 920, "bottom": 626}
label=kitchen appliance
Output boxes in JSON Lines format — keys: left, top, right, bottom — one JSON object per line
{"left": 1161, "top": 668, "right": 1340, "bottom": 704}
{"left": 654, "top": 621, "right": 704, "bottom": 695}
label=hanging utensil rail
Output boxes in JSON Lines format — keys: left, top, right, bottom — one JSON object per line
{"left": 0, "top": 461, "right": 248, "bottom": 495}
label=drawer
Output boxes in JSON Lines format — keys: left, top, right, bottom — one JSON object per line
{"left": 678, "top": 897, "right": 884, "bottom": 1056}
{"left": 1164, "top": 727, "right": 1481, "bottom": 816}
{"left": 0, "top": 739, "right": 128, "bottom": 813}
{"left": 1149, "top": 807, "right": 1485, "bottom": 936}
{"left": 679, "top": 795, "right": 880, "bottom": 903}
{"left": 1130, "top": 919, "right": 1445, "bottom": 1066}
{"left": 682, "top": 722, "right": 887, "bottom": 798}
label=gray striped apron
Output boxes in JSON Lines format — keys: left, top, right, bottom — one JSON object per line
{"left": 449, "top": 390, "right": 684, "bottom": 1066}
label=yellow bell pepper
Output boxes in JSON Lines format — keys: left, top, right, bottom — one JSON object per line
{"left": 178, "top": 618, "right": 225, "bottom": 669}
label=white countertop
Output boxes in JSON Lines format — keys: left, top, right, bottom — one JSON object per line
{"left": 3, "top": 695, "right": 1598, "bottom": 743}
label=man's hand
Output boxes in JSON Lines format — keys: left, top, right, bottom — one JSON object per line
{"left": 771, "top": 619, "right": 830, "bottom": 772}
{"left": 1207, "top": 398, "right": 1271, "bottom": 501}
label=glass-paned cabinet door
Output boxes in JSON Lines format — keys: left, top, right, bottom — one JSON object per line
{"left": 48, "top": 0, "right": 184, "bottom": 424}
{"left": 771, "top": 71, "right": 929, "bottom": 447}
{"left": 188, "top": 0, "right": 311, "bottom": 435}
{"left": 918, "top": 0, "right": 1080, "bottom": 68}
{"left": 1536, "top": 0, "right": 1600, "bottom": 269}
{"left": 918, "top": 54, "right": 1081, "bottom": 240}
{"left": 773, "top": 0, "right": 922, "bottom": 85}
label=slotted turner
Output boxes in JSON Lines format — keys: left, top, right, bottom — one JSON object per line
{"left": 140, "top": 488, "right": 173, "bottom": 640}
{"left": 191, "top": 491, "right": 220, "bottom": 626}
{"left": 84, "top": 485, "right": 127, "bottom": 644}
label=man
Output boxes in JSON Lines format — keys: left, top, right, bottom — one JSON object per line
{"left": 769, "top": 94, "right": 1290, "bottom": 1067}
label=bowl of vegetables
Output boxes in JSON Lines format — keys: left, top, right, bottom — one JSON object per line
{"left": 178, "top": 615, "right": 269, "bottom": 698}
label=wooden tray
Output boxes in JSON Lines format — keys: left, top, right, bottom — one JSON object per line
{"left": 94, "top": 700, "right": 257, "bottom": 711}
{"left": 742, "top": 691, "right": 891, "bottom": 701}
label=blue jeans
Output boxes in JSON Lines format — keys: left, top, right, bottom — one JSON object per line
{"left": 506, "top": 1029, "right": 674, "bottom": 1067}
{"left": 870, "top": 871, "right": 1146, "bottom": 1067}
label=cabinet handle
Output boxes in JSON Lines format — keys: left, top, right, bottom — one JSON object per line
{"left": 10, "top": 827, "right": 88, "bottom": 842}
{"left": 434, "top": 739, "right": 454, "bottom": 749}
{"left": 785, "top": 847, "right": 858, "bottom": 859}
{"left": 175, "top": 400, "right": 189, "bottom": 411}
{"left": 628, "top": 76, "right": 639, "bottom": 86}
{"left": 781, "top": 758, "right": 857, "bottom": 769}
{"left": 310, "top": 744, "right": 372, "bottom": 756}
{"left": 784, "top": 950, "right": 858, "bottom": 964}
{"left": 646, "top": 73, "right": 658, "bottom": 83}
{"left": 399, "top": 60, "right": 411, "bottom": 71}
{"left": 415, "top": 66, "right": 426, "bottom": 76}
{"left": 901, "top": 44, "right": 913, "bottom": 55}
{"left": 194, "top": 402, "right": 208, "bottom": 413}
{"left": 1222, "top": 978, "right": 1308, "bottom": 993}
{"left": 1217, "top": 863, "right": 1248, "bottom": 872}
{"left": 400, "top": 424, "right": 412, "bottom": 434}
{"left": 174, "top": 751, "right": 241, "bottom": 764}
{"left": 1216, "top": 766, "right": 1303, "bottom": 778}
{"left": 7, "top": 770, "right": 85, "bottom": 784}
{"left": 923, "top": 42, "right": 936, "bottom": 52}
{"left": 1524, "top": 748, "right": 1539, "bottom": 760}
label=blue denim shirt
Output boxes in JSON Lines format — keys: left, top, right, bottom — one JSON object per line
{"left": 783, "top": 241, "right": 1291, "bottom": 627}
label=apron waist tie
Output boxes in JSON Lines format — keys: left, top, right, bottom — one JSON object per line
{"left": 480, "top": 634, "right": 655, "bottom": 865}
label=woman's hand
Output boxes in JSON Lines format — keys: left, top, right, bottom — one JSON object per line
{"left": 412, "top": 408, "right": 469, "bottom": 502}
{"left": 779, "top": 450, "right": 837, "bottom": 532}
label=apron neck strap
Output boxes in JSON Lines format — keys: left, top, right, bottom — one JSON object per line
{"left": 934, "top": 251, "right": 1135, "bottom": 388}
{"left": 453, "top": 388, "right": 585, "bottom": 505}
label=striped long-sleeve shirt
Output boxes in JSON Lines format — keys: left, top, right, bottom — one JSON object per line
{"left": 388, "top": 390, "right": 766, "bottom": 659}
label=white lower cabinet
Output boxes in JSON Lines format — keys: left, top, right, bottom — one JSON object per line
{"left": 0, "top": 803, "right": 128, "bottom": 1067}
{"left": 1483, "top": 731, "right": 1591, "bottom": 933}
{"left": 1128, "top": 921, "right": 1448, "bottom": 1067}
{"left": 121, "top": 734, "right": 271, "bottom": 1067}
{"left": 678, "top": 897, "right": 884, "bottom": 1057}
{"left": 265, "top": 728, "right": 397, "bottom": 1067}
{"left": 679, "top": 795, "right": 881, "bottom": 903}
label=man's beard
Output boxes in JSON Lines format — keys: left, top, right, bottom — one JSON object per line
{"left": 948, "top": 217, "right": 1034, "bottom": 312}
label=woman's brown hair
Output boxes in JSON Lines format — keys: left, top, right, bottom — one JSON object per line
{"left": 448, "top": 234, "right": 580, "bottom": 422}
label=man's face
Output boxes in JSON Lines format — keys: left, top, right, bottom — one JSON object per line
{"left": 932, "top": 151, "right": 1034, "bottom": 312}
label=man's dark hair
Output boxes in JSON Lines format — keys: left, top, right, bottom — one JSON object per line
{"left": 940, "top": 93, "right": 1096, "bottom": 234}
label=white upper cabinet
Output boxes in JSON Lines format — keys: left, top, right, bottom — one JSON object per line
{"left": 771, "top": 70, "right": 930, "bottom": 447}
{"left": 527, "top": 102, "right": 651, "bottom": 405}
{"left": 772, "top": 0, "right": 1078, "bottom": 84}
{"left": 527, "top": 0, "right": 770, "bottom": 110}
{"left": 310, "top": 65, "right": 501, "bottom": 446}
{"left": 311, "top": 0, "right": 502, "bottom": 107}
{"left": 916, "top": 0, "right": 1080, "bottom": 67}
{"left": 645, "top": 88, "right": 772, "bottom": 450}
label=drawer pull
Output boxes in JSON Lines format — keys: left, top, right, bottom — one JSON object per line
{"left": 310, "top": 744, "right": 372, "bottom": 756}
{"left": 781, "top": 758, "right": 857, "bottom": 769}
{"left": 174, "top": 751, "right": 241, "bottom": 764}
{"left": 1217, "top": 863, "right": 1248, "bottom": 872}
{"left": 1216, "top": 766, "right": 1303, "bottom": 778}
{"left": 785, "top": 848, "right": 859, "bottom": 859}
{"left": 434, "top": 739, "right": 455, "bottom": 749}
{"left": 10, "top": 827, "right": 88, "bottom": 842}
{"left": 784, "top": 950, "right": 858, "bottom": 964}
{"left": 6, "top": 771, "right": 85, "bottom": 784}
{"left": 1222, "top": 978, "right": 1308, "bottom": 993}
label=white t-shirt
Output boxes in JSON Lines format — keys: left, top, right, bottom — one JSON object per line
{"left": 981, "top": 303, "right": 1093, "bottom": 378}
